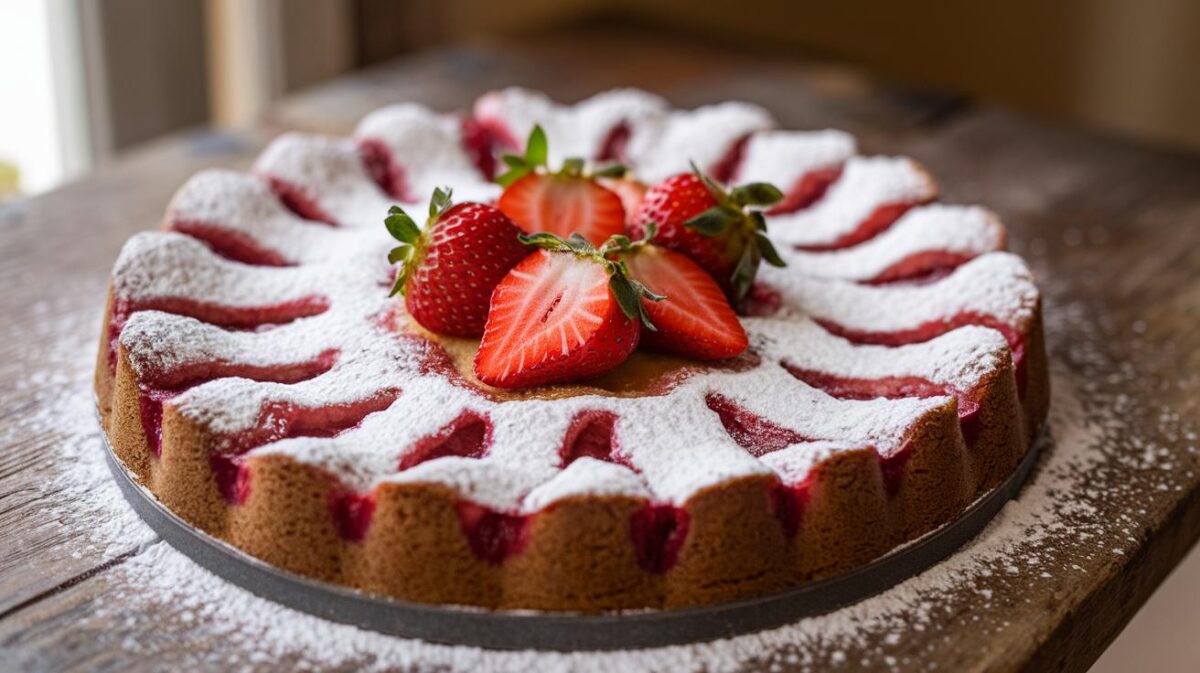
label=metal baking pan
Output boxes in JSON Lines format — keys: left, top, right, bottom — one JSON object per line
{"left": 103, "top": 426, "right": 1044, "bottom": 651}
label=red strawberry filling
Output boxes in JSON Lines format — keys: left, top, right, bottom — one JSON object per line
{"left": 767, "top": 165, "right": 844, "bottom": 215}
{"left": 768, "top": 480, "right": 811, "bottom": 539}
{"left": 207, "top": 395, "right": 399, "bottom": 505}
{"left": 815, "top": 313, "right": 1029, "bottom": 396}
{"left": 210, "top": 453, "right": 254, "bottom": 505}
{"left": 709, "top": 134, "right": 752, "bottom": 184}
{"left": 135, "top": 351, "right": 339, "bottom": 459}
{"left": 128, "top": 348, "right": 382, "bottom": 508}
{"left": 456, "top": 501, "right": 530, "bottom": 565}
{"left": 107, "top": 296, "right": 331, "bottom": 371}
{"left": 398, "top": 411, "right": 492, "bottom": 470}
{"left": 358, "top": 138, "right": 411, "bottom": 201}
{"left": 137, "top": 386, "right": 176, "bottom": 459}
{"left": 460, "top": 117, "right": 502, "bottom": 180}
{"left": 560, "top": 410, "right": 625, "bottom": 467}
{"left": 704, "top": 393, "right": 810, "bottom": 456}
{"left": 168, "top": 221, "right": 294, "bottom": 267}
{"left": 867, "top": 251, "right": 978, "bottom": 285}
{"left": 597, "top": 121, "right": 632, "bottom": 162}
{"left": 629, "top": 503, "right": 690, "bottom": 574}
{"left": 330, "top": 491, "right": 377, "bottom": 541}
{"left": 782, "top": 366, "right": 984, "bottom": 445}
{"left": 260, "top": 175, "right": 338, "bottom": 225}
{"left": 793, "top": 200, "right": 924, "bottom": 252}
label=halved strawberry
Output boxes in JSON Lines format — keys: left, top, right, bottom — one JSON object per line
{"left": 474, "top": 233, "right": 660, "bottom": 389}
{"left": 631, "top": 166, "right": 787, "bottom": 306}
{"left": 386, "top": 188, "right": 530, "bottom": 338}
{"left": 621, "top": 242, "right": 748, "bottom": 360}
{"left": 597, "top": 176, "right": 648, "bottom": 227}
{"left": 496, "top": 125, "right": 628, "bottom": 246}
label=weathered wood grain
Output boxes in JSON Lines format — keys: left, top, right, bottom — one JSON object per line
{"left": 1, "top": 27, "right": 1198, "bottom": 673}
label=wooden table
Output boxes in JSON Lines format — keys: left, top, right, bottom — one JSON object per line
{"left": 2, "top": 28, "right": 1198, "bottom": 672}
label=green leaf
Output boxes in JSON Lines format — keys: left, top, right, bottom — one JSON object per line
{"left": 730, "top": 245, "right": 759, "bottom": 305}
{"left": 388, "top": 262, "right": 413, "bottom": 297}
{"left": 561, "top": 157, "right": 585, "bottom": 176}
{"left": 566, "top": 232, "right": 595, "bottom": 253}
{"left": 750, "top": 211, "right": 768, "bottom": 231}
{"left": 730, "top": 182, "right": 784, "bottom": 208}
{"left": 387, "top": 245, "right": 410, "bottom": 264}
{"left": 495, "top": 165, "right": 530, "bottom": 188}
{"left": 629, "top": 277, "right": 665, "bottom": 303}
{"left": 591, "top": 163, "right": 627, "bottom": 178}
{"left": 599, "top": 234, "right": 633, "bottom": 254}
{"left": 518, "top": 231, "right": 574, "bottom": 252}
{"left": 609, "top": 272, "right": 658, "bottom": 331}
{"left": 525, "top": 125, "right": 548, "bottom": 166}
{"left": 501, "top": 154, "right": 528, "bottom": 169}
{"left": 384, "top": 206, "right": 421, "bottom": 244}
{"left": 640, "top": 220, "right": 658, "bottom": 242}
{"left": 429, "top": 186, "right": 454, "bottom": 219}
{"left": 685, "top": 206, "right": 738, "bottom": 237}
{"left": 756, "top": 232, "right": 787, "bottom": 268}
{"left": 689, "top": 160, "right": 726, "bottom": 200}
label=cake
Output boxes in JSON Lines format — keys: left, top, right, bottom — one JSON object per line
{"left": 94, "top": 88, "right": 1048, "bottom": 612}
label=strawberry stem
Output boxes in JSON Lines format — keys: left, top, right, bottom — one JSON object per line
{"left": 384, "top": 187, "right": 454, "bottom": 297}
{"left": 682, "top": 162, "right": 788, "bottom": 304}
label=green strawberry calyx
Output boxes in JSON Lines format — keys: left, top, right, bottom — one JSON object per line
{"left": 383, "top": 186, "right": 454, "bottom": 297}
{"left": 495, "top": 124, "right": 626, "bottom": 188}
{"left": 682, "top": 161, "right": 787, "bottom": 303}
{"left": 517, "top": 225, "right": 664, "bottom": 331}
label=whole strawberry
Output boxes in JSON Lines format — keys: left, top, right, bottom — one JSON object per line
{"left": 631, "top": 166, "right": 786, "bottom": 306}
{"left": 386, "top": 187, "right": 530, "bottom": 337}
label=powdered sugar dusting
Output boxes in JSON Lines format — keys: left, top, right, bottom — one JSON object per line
{"left": 758, "top": 320, "right": 1010, "bottom": 394}
{"left": 779, "top": 204, "right": 1005, "bottom": 280}
{"left": 355, "top": 103, "right": 499, "bottom": 204}
{"left": 734, "top": 129, "right": 856, "bottom": 186}
{"left": 631, "top": 102, "right": 775, "bottom": 182}
{"left": 766, "top": 252, "right": 1039, "bottom": 333}
{"left": 103, "top": 89, "right": 1046, "bottom": 518}
{"left": 168, "top": 169, "right": 342, "bottom": 264}
{"left": 474, "top": 87, "right": 670, "bottom": 166}
{"left": 22, "top": 282, "right": 1193, "bottom": 671}
{"left": 767, "top": 156, "right": 937, "bottom": 247}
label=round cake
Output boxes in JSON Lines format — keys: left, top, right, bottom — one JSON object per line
{"left": 94, "top": 88, "right": 1048, "bottom": 612}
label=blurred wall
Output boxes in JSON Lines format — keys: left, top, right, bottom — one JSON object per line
{"left": 81, "top": 0, "right": 209, "bottom": 154}
{"left": 380, "top": 0, "right": 1200, "bottom": 152}
{"left": 78, "top": 0, "right": 1200, "bottom": 155}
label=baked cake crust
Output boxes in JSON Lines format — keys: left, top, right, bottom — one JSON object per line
{"left": 94, "top": 88, "right": 1049, "bottom": 612}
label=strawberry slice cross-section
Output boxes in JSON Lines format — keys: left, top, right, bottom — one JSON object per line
{"left": 474, "top": 232, "right": 661, "bottom": 389}
{"left": 622, "top": 242, "right": 748, "bottom": 360}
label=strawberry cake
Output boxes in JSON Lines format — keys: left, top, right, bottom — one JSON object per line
{"left": 94, "top": 87, "right": 1048, "bottom": 612}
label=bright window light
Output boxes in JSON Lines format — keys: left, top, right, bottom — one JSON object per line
{"left": 0, "top": 1, "right": 78, "bottom": 196}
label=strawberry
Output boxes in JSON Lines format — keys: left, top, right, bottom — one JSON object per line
{"left": 630, "top": 166, "right": 787, "bottom": 306}
{"left": 619, "top": 238, "right": 748, "bottom": 360}
{"left": 386, "top": 187, "right": 530, "bottom": 338}
{"left": 496, "top": 125, "right": 628, "bottom": 247}
{"left": 474, "top": 233, "right": 661, "bottom": 389}
{"left": 597, "top": 176, "right": 648, "bottom": 227}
